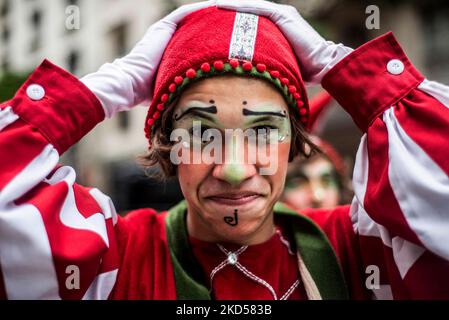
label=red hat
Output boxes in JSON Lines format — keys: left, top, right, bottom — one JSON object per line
{"left": 144, "top": 7, "right": 309, "bottom": 144}
{"left": 306, "top": 91, "right": 334, "bottom": 133}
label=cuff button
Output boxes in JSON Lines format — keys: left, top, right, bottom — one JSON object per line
{"left": 26, "top": 84, "right": 45, "bottom": 101}
{"left": 387, "top": 59, "right": 404, "bottom": 75}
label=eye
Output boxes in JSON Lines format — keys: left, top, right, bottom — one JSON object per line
{"left": 253, "top": 125, "right": 277, "bottom": 136}
{"left": 321, "top": 172, "right": 338, "bottom": 188}
{"left": 252, "top": 125, "right": 278, "bottom": 143}
{"left": 286, "top": 175, "right": 309, "bottom": 189}
{"left": 189, "top": 125, "right": 215, "bottom": 145}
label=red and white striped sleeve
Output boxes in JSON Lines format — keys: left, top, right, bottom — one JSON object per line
{"left": 323, "top": 32, "right": 449, "bottom": 299}
{"left": 0, "top": 60, "right": 120, "bottom": 299}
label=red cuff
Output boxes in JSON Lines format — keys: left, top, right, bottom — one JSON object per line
{"left": 10, "top": 59, "right": 105, "bottom": 154}
{"left": 322, "top": 32, "right": 424, "bottom": 132}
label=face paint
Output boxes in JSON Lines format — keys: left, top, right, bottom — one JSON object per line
{"left": 224, "top": 209, "right": 239, "bottom": 226}
{"left": 173, "top": 100, "right": 220, "bottom": 128}
{"left": 173, "top": 100, "right": 224, "bottom": 149}
{"left": 242, "top": 104, "right": 291, "bottom": 144}
{"left": 222, "top": 131, "right": 246, "bottom": 185}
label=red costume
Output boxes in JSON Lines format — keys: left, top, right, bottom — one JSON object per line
{"left": 0, "top": 7, "right": 449, "bottom": 300}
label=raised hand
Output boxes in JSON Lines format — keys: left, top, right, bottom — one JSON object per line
{"left": 217, "top": 0, "right": 353, "bottom": 84}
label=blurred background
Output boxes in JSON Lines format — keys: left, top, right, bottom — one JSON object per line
{"left": 0, "top": 0, "right": 448, "bottom": 214}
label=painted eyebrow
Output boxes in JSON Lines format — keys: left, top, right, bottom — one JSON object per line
{"left": 242, "top": 108, "right": 287, "bottom": 118}
{"left": 174, "top": 105, "right": 218, "bottom": 122}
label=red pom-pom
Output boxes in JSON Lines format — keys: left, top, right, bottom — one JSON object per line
{"left": 214, "top": 60, "right": 224, "bottom": 71}
{"left": 153, "top": 111, "right": 161, "bottom": 120}
{"left": 281, "top": 78, "right": 289, "bottom": 85}
{"left": 288, "top": 86, "right": 297, "bottom": 94}
{"left": 145, "top": 132, "right": 150, "bottom": 139}
{"left": 299, "top": 107, "right": 307, "bottom": 116}
{"left": 161, "top": 94, "right": 169, "bottom": 102}
{"left": 256, "top": 63, "right": 266, "bottom": 72}
{"left": 301, "top": 116, "right": 308, "bottom": 124}
{"left": 230, "top": 59, "right": 239, "bottom": 68}
{"left": 201, "top": 62, "right": 211, "bottom": 73}
{"left": 296, "top": 99, "right": 305, "bottom": 108}
{"left": 157, "top": 103, "right": 165, "bottom": 111}
{"left": 147, "top": 118, "right": 155, "bottom": 126}
{"left": 242, "top": 61, "right": 252, "bottom": 71}
{"left": 293, "top": 93, "right": 301, "bottom": 100}
{"left": 186, "top": 68, "right": 196, "bottom": 79}
{"left": 270, "top": 70, "right": 280, "bottom": 78}
{"left": 174, "top": 76, "right": 184, "bottom": 85}
{"left": 169, "top": 83, "right": 177, "bottom": 93}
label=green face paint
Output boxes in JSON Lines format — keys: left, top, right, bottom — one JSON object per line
{"left": 222, "top": 163, "right": 246, "bottom": 186}
{"left": 242, "top": 104, "right": 291, "bottom": 144}
{"left": 223, "top": 131, "right": 246, "bottom": 185}
{"left": 173, "top": 100, "right": 224, "bottom": 148}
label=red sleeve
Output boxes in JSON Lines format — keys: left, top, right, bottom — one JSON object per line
{"left": 110, "top": 210, "right": 177, "bottom": 300}
{"left": 303, "top": 206, "right": 370, "bottom": 300}
{"left": 0, "top": 60, "right": 122, "bottom": 300}
{"left": 321, "top": 32, "right": 449, "bottom": 299}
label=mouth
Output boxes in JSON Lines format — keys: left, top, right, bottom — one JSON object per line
{"left": 205, "top": 192, "right": 263, "bottom": 207}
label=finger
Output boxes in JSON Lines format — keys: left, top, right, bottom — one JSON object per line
{"left": 165, "top": 0, "right": 217, "bottom": 24}
{"left": 216, "top": 0, "right": 277, "bottom": 17}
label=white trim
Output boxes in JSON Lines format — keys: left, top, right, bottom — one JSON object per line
{"left": 372, "top": 284, "right": 393, "bottom": 300}
{"left": 391, "top": 237, "right": 425, "bottom": 279}
{"left": 213, "top": 241, "right": 300, "bottom": 300}
{"left": 297, "top": 252, "right": 322, "bottom": 300}
{"left": 0, "top": 144, "right": 59, "bottom": 207}
{"left": 418, "top": 79, "right": 449, "bottom": 109}
{"left": 276, "top": 229, "right": 295, "bottom": 256}
{"left": 280, "top": 279, "right": 300, "bottom": 300}
{"left": 228, "top": 12, "right": 259, "bottom": 61}
{"left": 0, "top": 106, "right": 19, "bottom": 131}
{"left": 44, "top": 166, "right": 110, "bottom": 248}
{"left": 0, "top": 202, "right": 60, "bottom": 300}
{"left": 234, "top": 261, "right": 279, "bottom": 299}
{"left": 384, "top": 108, "right": 449, "bottom": 260}
{"left": 82, "top": 269, "right": 118, "bottom": 300}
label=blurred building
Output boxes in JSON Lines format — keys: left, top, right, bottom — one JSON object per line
{"left": 0, "top": 0, "right": 183, "bottom": 212}
{"left": 0, "top": 0, "right": 448, "bottom": 212}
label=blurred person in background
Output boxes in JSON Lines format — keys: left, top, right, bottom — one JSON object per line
{"left": 0, "top": 0, "right": 449, "bottom": 300}
{"left": 283, "top": 92, "right": 352, "bottom": 210}
{"left": 283, "top": 135, "right": 352, "bottom": 210}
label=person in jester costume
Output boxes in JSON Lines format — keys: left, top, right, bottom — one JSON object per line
{"left": 1, "top": 1, "right": 449, "bottom": 300}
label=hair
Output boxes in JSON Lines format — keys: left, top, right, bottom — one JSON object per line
{"left": 138, "top": 77, "right": 320, "bottom": 180}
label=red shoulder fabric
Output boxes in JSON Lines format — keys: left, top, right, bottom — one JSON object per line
{"left": 110, "top": 209, "right": 176, "bottom": 300}
{"left": 302, "top": 206, "right": 370, "bottom": 299}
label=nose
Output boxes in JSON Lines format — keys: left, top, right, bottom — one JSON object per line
{"left": 212, "top": 163, "right": 257, "bottom": 186}
{"left": 311, "top": 184, "right": 325, "bottom": 207}
{"left": 212, "top": 131, "right": 257, "bottom": 186}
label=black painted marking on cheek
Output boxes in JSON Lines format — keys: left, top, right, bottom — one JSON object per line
{"left": 224, "top": 209, "right": 238, "bottom": 226}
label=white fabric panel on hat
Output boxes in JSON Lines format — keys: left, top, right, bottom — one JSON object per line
{"left": 228, "top": 12, "right": 259, "bottom": 61}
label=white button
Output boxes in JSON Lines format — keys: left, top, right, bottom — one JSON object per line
{"left": 387, "top": 59, "right": 404, "bottom": 75}
{"left": 26, "top": 84, "right": 45, "bottom": 101}
{"left": 227, "top": 253, "right": 237, "bottom": 265}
